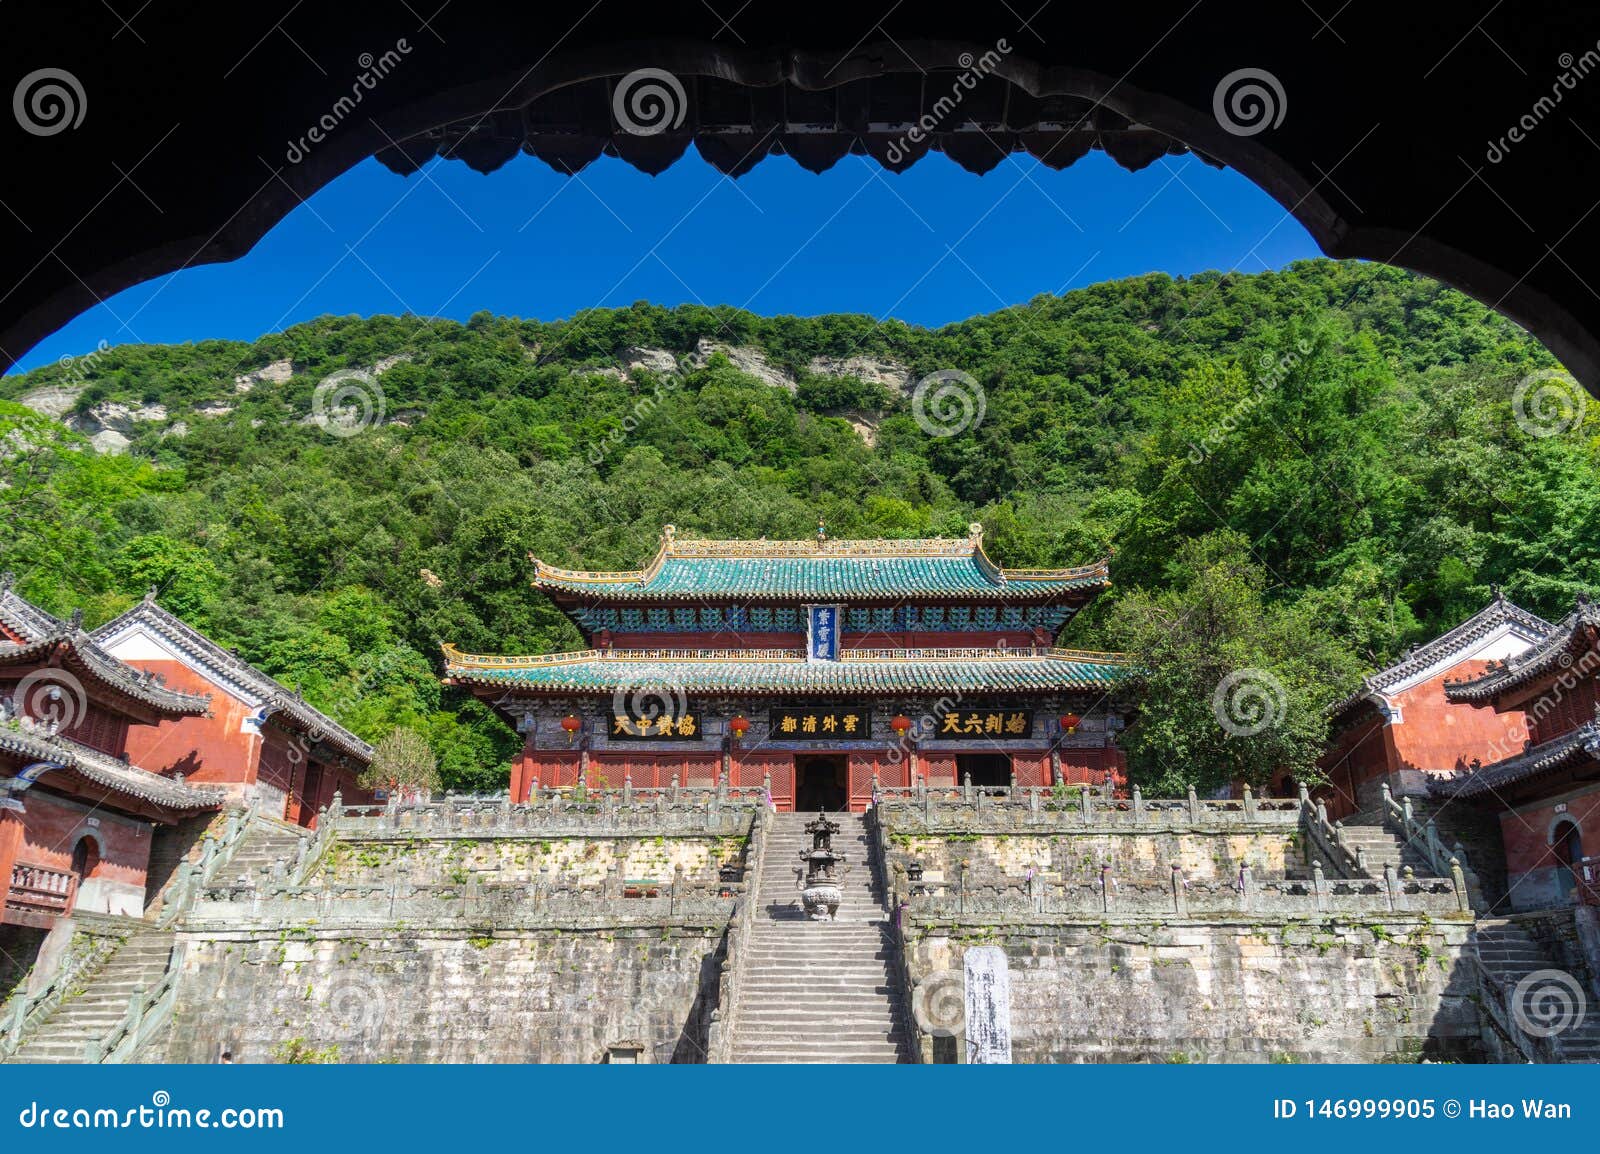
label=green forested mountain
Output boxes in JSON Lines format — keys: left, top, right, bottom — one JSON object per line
{"left": 3, "top": 259, "right": 1596, "bottom": 792}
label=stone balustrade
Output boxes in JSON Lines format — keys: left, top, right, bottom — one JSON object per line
{"left": 875, "top": 781, "right": 1301, "bottom": 833}
{"left": 188, "top": 871, "right": 740, "bottom": 929}
{"left": 320, "top": 788, "right": 763, "bottom": 844}
{"left": 899, "top": 858, "right": 1472, "bottom": 920}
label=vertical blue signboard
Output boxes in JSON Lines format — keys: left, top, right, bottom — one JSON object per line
{"left": 808, "top": 604, "right": 840, "bottom": 661}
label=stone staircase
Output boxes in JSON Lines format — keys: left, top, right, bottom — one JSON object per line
{"left": 1474, "top": 919, "right": 1600, "bottom": 1062}
{"left": 3, "top": 812, "right": 310, "bottom": 1064}
{"left": 5, "top": 926, "right": 174, "bottom": 1063}
{"left": 729, "top": 812, "right": 911, "bottom": 1063}
{"left": 1334, "top": 817, "right": 1433, "bottom": 876}
{"left": 221, "top": 815, "right": 311, "bottom": 882}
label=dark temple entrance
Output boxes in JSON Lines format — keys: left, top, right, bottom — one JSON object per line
{"left": 957, "top": 753, "right": 1013, "bottom": 789}
{"left": 795, "top": 756, "right": 847, "bottom": 812}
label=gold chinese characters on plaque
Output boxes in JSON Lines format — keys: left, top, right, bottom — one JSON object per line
{"left": 768, "top": 707, "right": 871, "bottom": 740}
{"left": 936, "top": 710, "right": 1033, "bottom": 739}
{"left": 608, "top": 706, "right": 701, "bottom": 741}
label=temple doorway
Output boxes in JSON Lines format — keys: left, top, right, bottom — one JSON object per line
{"left": 795, "top": 755, "right": 847, "bottom": 811}
{"left": 69, "top": 835, "right": 100, "bottom": 913}
{"left": 1552, "top": 820, "right": 1583, "bottom": 902}
{"left": 957, "top": 753, "right": 1013, "bottom": 790}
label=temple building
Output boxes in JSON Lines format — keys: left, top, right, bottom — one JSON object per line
{"left": 1315, "top": 593, "right": 1553, "bottom": 819}
{"left": 444, "top": 524, "right": 1132, "bottom": 812}
{"left": 1, "top": 581, "right": 222, "bottom": 929}
{"left": 91, "top": 592, "right": 374, "bottom": 827}
{"left": 1439, "top": 595, "right": 1600, "bottom": 911}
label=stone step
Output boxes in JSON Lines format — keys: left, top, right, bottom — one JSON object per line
{"left": 736, "top": 987, "right": 900, "bottom": 1000}
{"left": 734, "top": 1038, "right": 904, "bottom": 1053}
{"left": 736, "top": 1011, "right": 902, "bottom": 1024}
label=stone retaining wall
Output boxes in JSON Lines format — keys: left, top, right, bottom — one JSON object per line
{"left": 905, "top": 915, "right": 1481, "bottom": 1063}
{"left": 162, "top": 921, "right": 725, "bottom": 1064}
{"left": 891, "top": 830, "right": 1308, "bottom": 887}
{"left": 315, "top": 834, "right": 746, "bottom": 887}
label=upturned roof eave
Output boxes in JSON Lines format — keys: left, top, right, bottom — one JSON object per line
{"left": 91, "top": 597, "right": 374, "bottom": 763}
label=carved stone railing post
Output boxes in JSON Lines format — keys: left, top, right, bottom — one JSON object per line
{"left": 670, "top": 772, "right": 681, "bottom": 804}
{"left": 1450, "top": 857, "right": 1470, "bottom": 912}
{"left": 962, "top": 773, "right": 973, "bottom": 804}
{"left": 1242, "top": 783, "right": 1256, "bottom": 821}
{"left": 1187, "top": 784, "right": 1200, "bottom": 823}
{"left": 328, "top": 791, "right": 343, "bottom": 823}
{"left": 1383, "top": 862, "right": 1401, "bottom": 911}
{"left": 622, "top": 772, "right": 633, "bottom": 806}
{"left": 1080, "top": 785, "right": 1091, "bottom": 824}
{"left": 1131, "top": 784, "right": 1143, "bottom": 823}
{"left": 1311, "top": 859, "right": 1327, "bottom": 912}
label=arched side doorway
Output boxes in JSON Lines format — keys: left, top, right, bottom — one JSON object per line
{"left": 1551, "top": 819, "right": 1584, "bottom": 903}
{"left": 69, "top": 834, "right": 102, "bottom": 914}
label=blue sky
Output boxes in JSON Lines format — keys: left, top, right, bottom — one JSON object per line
{"left": 10, "top": 148, "right": 1320, "bottom": 373}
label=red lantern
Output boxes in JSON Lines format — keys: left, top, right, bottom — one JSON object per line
{"left": 890, "top": 714, "right": 913, "bottom": 736}
{"left": 1060, "top": 713, "right": 1082, "bottom": 735}
{"left": 728, "top": 715, "right": 750, "bottom": 744}
{"left": 560, "top": 714, "right": 582, "bottom": 743}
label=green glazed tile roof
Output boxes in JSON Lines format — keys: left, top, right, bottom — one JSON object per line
{"left": 530, "top": 523, "right": 1109, "bottom": 603}
{"left": 442, "top": 644, "right": 1129, "bottom": 696}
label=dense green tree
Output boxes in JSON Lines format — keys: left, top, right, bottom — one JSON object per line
{"left": 2, "top": 259, "right": 1594, "bottom": 791}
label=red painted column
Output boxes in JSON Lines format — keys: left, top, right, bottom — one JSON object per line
{"left": 510, "top": 733, "right": 534, "bottom": 802}
{"left": 0, "top": 800, "right": 24, "bottom": 913}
